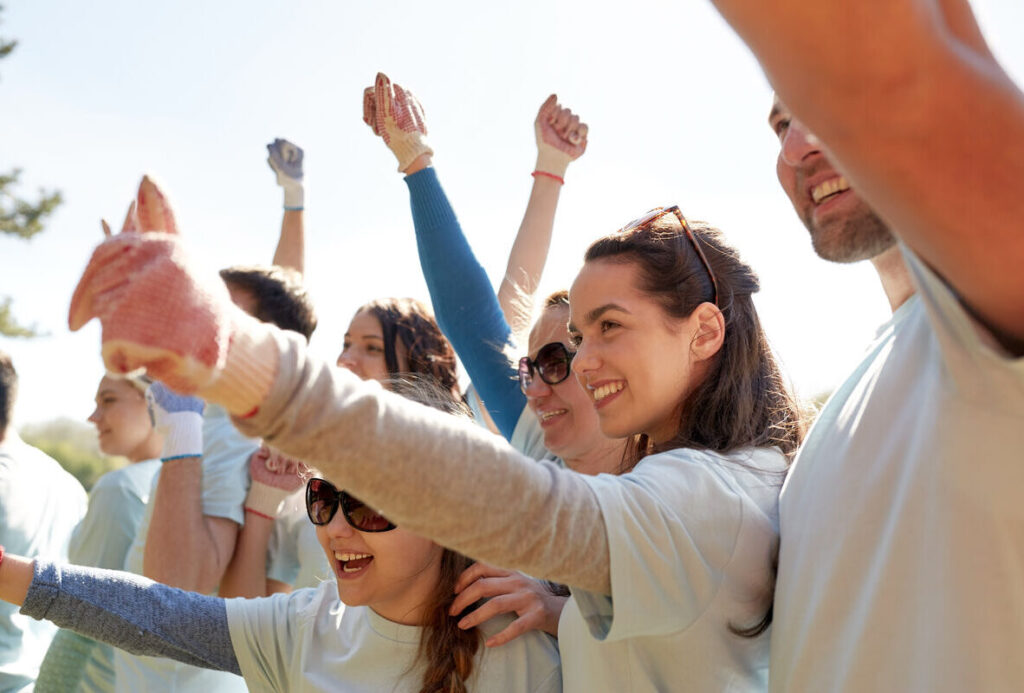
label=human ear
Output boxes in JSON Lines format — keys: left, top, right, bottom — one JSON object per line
{"left": 689, "top": 303, "right": 725, "bottom": 361}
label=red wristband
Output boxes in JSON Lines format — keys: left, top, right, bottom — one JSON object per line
{"left": 532, "top": 170, "right": 565, "bottom": 185}
{"left": 244, "top": 507, "right": 275, "bottom": 521}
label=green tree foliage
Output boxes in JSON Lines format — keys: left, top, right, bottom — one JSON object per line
{"left": 20, "top": 418, "right": 125, "bottom": 492}
{"left": 0, "top": 5, "right": 63, "bottom": 338}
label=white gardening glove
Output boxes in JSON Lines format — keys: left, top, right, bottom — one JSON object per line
{"left": 363, "top": 72, "right": 433, "bottom": 173}
{"left": 267, "top": 138, "right": 305, "bottom": 210}
{"left": 245, "top": 444, "right": 309, "bottom": 519}
{"left": 146, "top": 381, "right": 205, "bottom": 461}
{"left": 534, "top": 94, "right": 589, "bottom": 181}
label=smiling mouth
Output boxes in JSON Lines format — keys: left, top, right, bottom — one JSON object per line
{"left": 811, "top": 176, "right": 850, "bottom": 204}
{"left": 335, "top": 552, "right": 374, "bottom": 574}
{"left": 592, "top": 382, "right": 624, "bottom": 402}
{"left": 539, "top": 409, "right": 567, "bottom": 421}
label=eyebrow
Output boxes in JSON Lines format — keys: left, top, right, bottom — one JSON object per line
{"left": 343, "top": 333, "right": 384, "bottom": 341}
{"left": 568, "top": 303, "right": 631, "bottom": 333}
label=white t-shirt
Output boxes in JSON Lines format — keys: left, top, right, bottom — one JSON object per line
{"left": 226, "top": 579, "right": 563, "bottom": 692}
{"left": 559, "top": 446, "right": 787, "bottom": 692}
{"left": 0, "top": 432, "right": 87, "bottom": 691}
{"left": 770, "top": 248, "right": 1024, "bottom": 691}
{"left": 115, "top": 404, "right": 256, "bottom": 693}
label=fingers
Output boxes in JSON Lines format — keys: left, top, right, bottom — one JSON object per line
{"left": 536, "top": 94, "right": 558, "bottom": 123}
{"left": 362, "top": 87, "right": 378, "bottom": 134}
{"left": 134, "top": 176, "right": 178, "bottom": 234}
{"left": 121, "top": 200, "right": 137, "bottom": 233}
{"left": 570, "top": 122, "right": 589, "bottom": 146}
{"left": 450, "top": 574, "right": 523, "bottom": 615}
{"left": 375, "top": 72, "right": 394, "bottom": 127}
{"left": 454, "top": 562, "right": 513, "bottom": 594}
{"left": 101, "top": 219, "right": 112, "bottom": 237}
{"left": 456, "top": 593, "right": 526, "bottom": 630}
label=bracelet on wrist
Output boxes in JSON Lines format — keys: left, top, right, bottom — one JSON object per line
{"left": 245, "top": 507, "right": 275, "bottom": 521}
{"left": 532, "top": 170, "right": 565, "bottom": 185}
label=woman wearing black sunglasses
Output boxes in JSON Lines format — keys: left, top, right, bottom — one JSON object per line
{"left": 0, "top": 379, "right": 561, "bottom": 693}
{"left": 60, "top": 171, "right": 807, "bottom": 690}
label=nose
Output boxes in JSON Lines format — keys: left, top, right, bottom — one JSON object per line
{"left": 779, "top": 118, "right": 823, "bottom": 167}
{"left": 336, "top": 349, "right": 360, "bottom": 375}
{"left": 522, "top": 367, "right": 554, "bottom": 400}
{"left": 326, "top": 507, "right": 356, "bottom": 539}
{"left": 87, "top": 406, "right": 100, "bottom": 424}
{"left": 570, "top": 340, "right": 599, "bottom": 382}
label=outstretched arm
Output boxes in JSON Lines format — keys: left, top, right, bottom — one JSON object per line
{"left": 713, "top": 0, "right": 1024, "bottom": 349}
{"left": 68, "top": 177, "right": 610, "bottom": 592}
{"left": 267, "top": 138, "right": 305, "bottom": 275}
{"left": 0, "top": 555, "right": 239, "bottom": 674}
{"left": 498, "top": 95, "right": 588, "bottom": 336}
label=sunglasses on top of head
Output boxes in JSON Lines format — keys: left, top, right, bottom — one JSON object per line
{"left": 518, "top": 341, "right": 575, "bottom": 393}
{"left": 306, "top": 477, "right": 396, "bottom": 532}
{"left": 619, "top": 205, "right": 719, "bottom": 307}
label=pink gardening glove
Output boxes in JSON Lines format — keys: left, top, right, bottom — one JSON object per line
{"left": 68, "top": 176, "right": 235, "bottom": 394}
{"left": 245, "top": 443, "right": 310, "bottom": 519}
{"left": 534, "top": 94, "right": 588, "bottom": 179}
{"left": 362, "top": 72, "right": 433, "bottom": 172}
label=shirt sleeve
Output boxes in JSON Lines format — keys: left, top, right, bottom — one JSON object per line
{"left": 21, "top": 560, "right": 240, "bottom": 674}
{"left": 201, "top": 405, "right": 259, "bottom": 524}
{"left": 68, "top": 474, "right": 146, "bottom": 570}
{"left": 902, "top": 245, "right": 1024, "bottom": 412}
{"left": 234, "top": 331, "right": 611, "bottom": 594}
{"left": 404, "top": 167, "right": 528, "bottom": 440}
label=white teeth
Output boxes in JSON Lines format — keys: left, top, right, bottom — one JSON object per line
{"left": 540, "top": 409, "right": 567, "bottom": 421}
{"left": 811, "top": 176, "right": 849, "bottom": 204}
{"left": 334, "top": 552, "right": 372, "bottom": 562}
{"left": 593, "top": 382, "right": 624, "bottom": 402}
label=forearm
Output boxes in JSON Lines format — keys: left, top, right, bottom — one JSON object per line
{"left": 404, "top": 167, "right": 527, "bottom": 438}
{"left": 713, "top": 0, "right": 1024, "bottom": 345}
{"left": 218, "top": 514, "right": 275, "bottom": 598}
{"left": 234, "top": 330, "right": 611, "bottom": 594}
{"left": 272, "top": 210, "right": 304, "bottom": 275}
{"left": 144, "top": 459, "right": 237, "bottom": 592}
{"left": 21, "top": 559, "right": 239, "bottom": 674}
{"left": 497, "top": 175, "right": 561, "bottom": 336}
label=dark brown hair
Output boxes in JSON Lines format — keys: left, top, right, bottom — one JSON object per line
{"left": 219, "top": 264, "right": 318, "bottom": 341}
{"left": 585, "top": 218, "right": 804, "bottom": 467}
{"left": 359, "top": 298, "right": 460, "bottom": 401}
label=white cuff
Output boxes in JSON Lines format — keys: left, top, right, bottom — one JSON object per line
{"left": 160, "top": 411, "right": 204, "bottom": 461}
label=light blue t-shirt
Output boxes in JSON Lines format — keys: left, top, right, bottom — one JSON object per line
{"left": 226, "top": 579, "right": 562, "bottom": 692}
{"left": 114, "top": 404, "right": 256, "bottom": 693}
{"left": 34, "top": 459, "right": 160, "bottom": 693}
{"left": 0, "top": 432, "right": 87, "bottom": 692}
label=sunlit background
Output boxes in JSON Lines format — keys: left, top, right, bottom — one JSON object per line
{"left": 3, "top": 0, "right": 1022, "bottom": 427}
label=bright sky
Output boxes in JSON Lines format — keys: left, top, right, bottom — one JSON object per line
{"left": 2, "top": 0, "right": 1022, "bottom": 428}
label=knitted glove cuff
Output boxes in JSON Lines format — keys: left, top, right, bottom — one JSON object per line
{"left": 245, "top": 479, "right": 292, "bottom": 518}
{"left": 199, "top": 314, "right": 278, "bottom": 418}
{"left": 388, "top": 134, "right": 433, "bottom": 173}
{"left": 535, "top": 148, "right": 572, "bottom": 180}
{"left": 160, "top": 411, "right": 204, "bottom": 461}
{"left": 281, "top": 181, "right": 305, "bottom": 210}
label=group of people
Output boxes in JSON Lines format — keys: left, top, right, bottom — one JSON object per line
{"left": 0, "top": 0, "right": 1021, "bottom": 691}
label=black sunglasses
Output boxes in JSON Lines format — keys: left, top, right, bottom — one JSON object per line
{"left": 306, "top": 478, "right": 396, "bottom": 532}
{"left": 518, "top": 341, "right": 575, "bottom": 393}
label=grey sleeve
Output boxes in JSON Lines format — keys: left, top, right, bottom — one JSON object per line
{"left": 233, "top": 330, "right": 612, "bottom": 595}
{"left": 21, "top": 560, "right": 241, "bottom": 675}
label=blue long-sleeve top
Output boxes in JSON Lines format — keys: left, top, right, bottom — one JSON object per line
{"left": 405, "top": 168, "right": 526, "bottom": 440}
